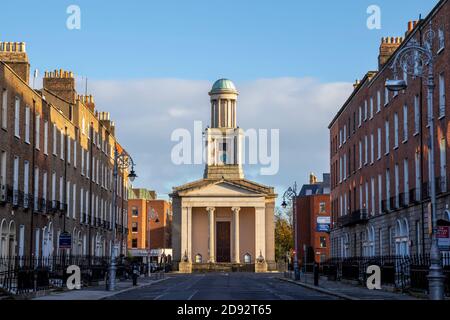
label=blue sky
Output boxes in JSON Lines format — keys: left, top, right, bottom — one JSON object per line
{"left": 1, "top": 1, "right": 440, "bottom": 199}
{"left": 1, "top": 0, "right": 438, "bottom": 82}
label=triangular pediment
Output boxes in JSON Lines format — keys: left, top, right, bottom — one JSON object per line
{"left": 178, "top": 180, "right": 264, "bottom": 197}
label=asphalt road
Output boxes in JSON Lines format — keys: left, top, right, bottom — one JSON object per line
{"left": 106, "top": 272, "right": 341, "bottom": 300}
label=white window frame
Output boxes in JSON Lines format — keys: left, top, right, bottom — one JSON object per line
{"left": 25, "top": 106, "right": 30, "bottom": 143}
{"left": 439, "top": 72, "right": 445, "bottom": 118}
{"left": 24, "top": 160, "right": 29, "bottom": 199}
{"left": 376, "top": 90, "right": 381, "bottom": 113}
{"left": 53, "top": 124, "right": 57, "bottom": 156}
{"left": 378, "top": 174, "right": 382, "bottom": 214}
{"left": 369, "top": 97, "right": 374, "bottom": 119}
{"left": 404, "top": 159, "right": 409, "bottom": 204}
{"left": 370, "top": 133, "right": 374, "bottom": 164}
{"left": 35, "top": 114, "right": 40, "bottom": 150}
{"left": 403, "top": 104, "right": 408, "bottom": 142}
{"left": 414, "top": 95, "right": 420, "bottom": 135}
{"left": 394, "top": 113, "right": 399, "bottom": 148}
{"left": 438, "top": 27, "right": 445, "bottom": 52}
{"left": 385, "top": 120, "right": 390, "bottom": 154}
{"left": 14, "top": 97, "right": 20, "bottom": 138}
{"left": 13, "top": 156, "right": 19, "bottom": 192}
{"left": 364, "top": 135, "right": 368, "bottom": 165}
{"left": 60, "top": 130, "right": 64, "bottom": 160}
{"left": 384, "top": 87, "right": 389, "bottom": 106}
{"left": 377, "top": 128, "right": 381, "bottom": 160}
{"left": 415, "top": 152, "right": 421, "bottom": 200}
{"left": 359, "top": 140, "right": 362, "bottom": 168}
{"left": 1, "top": 89, "right": 7, "bottom": 129}
{"left": 44, "top": 121, "right": 48, "bottom": 155}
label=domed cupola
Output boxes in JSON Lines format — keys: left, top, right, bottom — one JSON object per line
{"left": 209, "top": 78, "right": 238, "bottom": 95}
{"left": 209, "top": 78, "right": 238, "bottom": 128}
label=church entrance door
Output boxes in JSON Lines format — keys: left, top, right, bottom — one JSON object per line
{"left": 216, "top": 222, "right": 231, "bottom": 262}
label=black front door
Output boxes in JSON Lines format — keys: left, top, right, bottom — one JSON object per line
{"left": 216, "top": 222, "right": 230, "bottom": 262}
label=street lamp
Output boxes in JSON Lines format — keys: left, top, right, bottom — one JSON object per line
{"left": 108, "top": 146, "right": 137, "bottom": 291}
{"left": 147, "top": 208, "right": 159, "bottom": 276}
{"left": 385, "top": 22, "right": 445, "bottom": 300}
{"left": 281, "top": 182, "right": 300, "bottom": 280}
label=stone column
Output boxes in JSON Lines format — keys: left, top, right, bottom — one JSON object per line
{"left": 232, "top": 207, "right": 241, "bottom": 263}
{"left": 255, "top": 206, "right": 267, "bottom": 272}
{"left": 207, "top": 207, "right": 215, "bottom": 263}
{"left": 187, "top": 206, "right": 192, "bottom": 262}
{"left": 179, "top": 206, "right": 193, "bottom": 273}
{"left": 217, "top": 99, "right": 221, "bottom": 127}
{"left": 181, "top": 206, "right": 188, "bottom": 260}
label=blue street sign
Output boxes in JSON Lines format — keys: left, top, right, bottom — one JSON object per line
{"left": 316, "top": 223, "right": 330, "bottom": 232}
{"left": 59, "top": 232, "right": 72, "bottom": 249}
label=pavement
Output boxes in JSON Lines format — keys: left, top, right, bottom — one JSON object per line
{"left": 106, "top": 272, "right": 341, "bottom": 300}
{"left": 279, "top": 272, "right": 421, "bottom": 300}
{"left": 32, "top": 275, "right": 168, "bottom": 300}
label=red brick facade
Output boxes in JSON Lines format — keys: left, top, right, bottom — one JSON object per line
{"left": 0, "top": 42, "right": 131, "bottom": 259}
{"left": 296, "top": 194, "right": 330, "bottom": 263}
{"left": 127, "top": 189, "right": 172, "bottom": 253}
{"left": 329, "top": 0, "right": 450, "bottom": 258}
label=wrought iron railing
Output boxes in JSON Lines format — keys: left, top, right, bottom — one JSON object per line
{"left": 0, "top": 255, "right": 114, "bottom": 295}
{"left": 320, "top": 253, "right": 450, "bottom": 295}
{"left": 337, "top": 209, "right": 368, "bottom": 227}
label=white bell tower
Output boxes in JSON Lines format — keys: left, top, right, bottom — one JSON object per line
{"left": 204, "top": 79, "right": 244, "bottom": 179}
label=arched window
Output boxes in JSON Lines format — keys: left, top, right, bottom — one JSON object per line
{"left": 363, "top": 227, "right": 375, "bottom": 257}
{"left": 244, "top": 253, "right": 252, "bottom": 264}
{"left": 395, "top": 218, "right": 410, "bottom": 256}
{"left": 195, "top": 254, "right": 202, "bottom": 264}
{"left": 8, "top": 220, "right": 16, "bottom": 259}
{"left": 0, "top": 219, "right": 7, "bottom": 258}
{"left": 341, "top": 233, "right": 350, "bottom": 258}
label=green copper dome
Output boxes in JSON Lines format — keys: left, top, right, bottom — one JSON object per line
{"left": 210, "top": 78, "right": 237, "bottom": 94}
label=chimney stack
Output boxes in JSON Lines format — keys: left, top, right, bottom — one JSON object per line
{"left": 78, "top": 94, "right": 95, "bottom": 112}
{"left": 309, "top": 172, "right": 318, "bottom": 184}
{"left": 43, "top": 69, "right": 76, "bottom": 103}
{"left": 378, "top": 36, "right": 404, "bottom": 69}
{"left": 0, "top": 42, "right": 30, "bottom": 83}
{"left": 405, "top": 20, "right": 419, "bottom": 37}
{"left": 98, "top": 111, "right": 115, "bottom": 136}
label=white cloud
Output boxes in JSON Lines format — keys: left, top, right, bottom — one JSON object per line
{"left": 88, "top": 77, "right": 353, "bottom": 200}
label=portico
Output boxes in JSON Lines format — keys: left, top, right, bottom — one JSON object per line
{"left": 172, "top": 179, "right": 275, "bottom": 272}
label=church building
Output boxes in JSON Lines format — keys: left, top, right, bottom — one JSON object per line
{"left": 170, "top": 79, "right": 276, "bottom": 273}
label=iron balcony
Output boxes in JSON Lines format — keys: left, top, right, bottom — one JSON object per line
{"left": 337, "top": 209, "right": 368, "bottom": 227}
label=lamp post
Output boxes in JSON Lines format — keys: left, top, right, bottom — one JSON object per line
{"left": 385, "top": 23, "right": 444, "bottom": 300}
{"left": 147, "top": 207, "right": 159, "bottom": 276}
{"left": 281, "top": 182, "right": 299, "bottom": 280}
{"left": 108, "top": 146, "right": 137, "bottom": 291}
